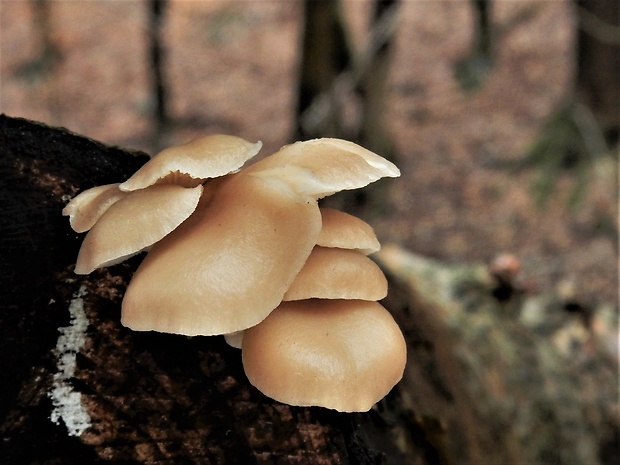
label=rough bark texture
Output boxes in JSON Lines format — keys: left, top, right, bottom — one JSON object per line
{"left": 376, "top": 245, "right": 619, "bottom": 465}
{"left": 0, "top": 115, "right": 414, "bottom": 465}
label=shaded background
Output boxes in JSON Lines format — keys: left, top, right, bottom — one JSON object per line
{"left": 1, "top": 0, "right": 616, "bottom": 303}
{"left": 0, "top": 0, "right": 618, "bottom": 463}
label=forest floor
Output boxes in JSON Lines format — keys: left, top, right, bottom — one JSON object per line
{"left": 1, "top": 0, "right": 617, "bottom": 306}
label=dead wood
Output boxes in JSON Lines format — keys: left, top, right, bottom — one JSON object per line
{"left": 0, "top": 115, "right": 417, "bottom": 465}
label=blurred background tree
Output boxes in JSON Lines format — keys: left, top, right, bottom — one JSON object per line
{"left": 296, "top": 0, "right": 398, "bottom": 161}
{"left": 485, "top": 0, "right": 619, "bottom": 207}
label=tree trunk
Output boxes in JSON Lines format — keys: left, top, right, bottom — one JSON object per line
{"left": 357, "top": 0, "right": 399, "bottom": 159}
{"left": 375, "top": 245, "right": 618, "bottom": 465}
{"left": 575, "top": 0, "right": 620, "bottom": 143}
{"left": 0, "top": 115, "right": 421, "bottom": 465}
{"left": 454, "top": 0, "right": 494, "bottom": 90}
{"left": 295, "top": 0, "right": 351, "bottom": 141}
{"left": 148, "top": 0, "right": 169, "bottom": 151}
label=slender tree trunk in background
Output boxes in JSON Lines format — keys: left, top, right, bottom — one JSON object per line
{"left": 575, "top": 0, "right": 620, "bottom": 143}
{"left": 454, "top": 0, "right": 494, "bottom": 90}
{"left": 513, "top": 1, "right": 618, "bottom": 206}
{"left": 31, "top": 0, "right": 59, "bottom": 72}
{"left": 357, "top": 0, "right": 399, "bottom": 159}
{"left": 473, "top": 0, "right": 494, "bottom": 66}
{"left": 148, "top": 0, "right": 169, "bottom": 150}
{"left": 296, "top": 0, "right": 351, "bottom": 141}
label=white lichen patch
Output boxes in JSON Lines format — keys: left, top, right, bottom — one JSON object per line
{"left": 48, "top": 286, "right": 92, "bottom": 436}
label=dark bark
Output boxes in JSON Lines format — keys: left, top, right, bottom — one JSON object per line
{"left": 0, "top": 115, "right": 422, "bottom": 465}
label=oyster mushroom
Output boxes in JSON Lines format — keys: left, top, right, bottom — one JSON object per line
{"left": 62, "top": 183, "right": 127, "bottom": 233}
{"left": 65, "top": 135, "right": 402, "bottom": 341}
{"left": 317, "top": 208, "right": 380, "bottom": 254}
{"left": 119, "top": 134, "right": 262, "bottom": 191}
{"left": 74, "top": 184, "right": 204, "bottom": 274}
{"left": 283, "top": 247, "right": 387, "bottom": 301}
{"left": 245, "top": 138, "right": 400, "bottom": 198}
{"left": 121, "top": 173, "right": 322, "bottom": 336}
{"left": 242, "top": 299, "right": 407, "bottom": 412}
{"left": 224, "top": 331, "right": 244, "bottom": 349}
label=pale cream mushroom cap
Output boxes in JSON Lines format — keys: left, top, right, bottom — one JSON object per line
{"left": 62, "top": 183, "right": 127, "bottom": 233}
{"left": 242, "top": 299, "right": 407, "bottom": 412}
{"left": 317, "top": 208, "right": 380, "bottom": 254}
{"left": 244, "top": 138, "right": 400, "bottom": 198}
{"left": 121, "top": 173, "right": 322, "bottom": 336}
{"left": 283, "top": 247, "right": 387, "bottom": 301}
{"left": 74, "top": 184, "right": 203, "bottom": 274}
{"left": 119, "top": 134, "right": 262, "bottom": 191}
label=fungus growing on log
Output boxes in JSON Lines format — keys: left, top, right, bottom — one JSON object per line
{"left": 242, "top": 300, "right": 407, "bottom": 412}
{"left": 73, "top": 184, "right": 204, "bottom": 274}
{"left": 121, "top": 174, "right": 322, "bottom": 336}
{"left": 119, "top": 134, "right": 262, "bottom": 190}
{"left": 317, "top": 207, "right": 381, "bottom": 254}
{"left": 64, "top": 135, "right": 405, "bottom": 411}
{"left": 282, "top": 247, "right": 387, "bottom": 301}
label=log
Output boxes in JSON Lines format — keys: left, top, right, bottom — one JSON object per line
{"left": 375, "top": 245, "right": 619, "bottom": 465}
{"left": 3, "top": 115, "right": 615, "bottom": 465}
{"left": 0, "top": 115, "right": 419, "bottom": 465}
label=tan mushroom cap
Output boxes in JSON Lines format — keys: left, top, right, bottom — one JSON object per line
{"left": 119, "top": 134, "right": 262, "bottom": 191}
{"left": 62, "top": 183, "right": 127, "bottom": 233}
{"left": 283, "top": 247, "right": 387, "bottom": 301}
{"left": 121, "top": 173, "right": 322, "bottom": 336}
{"left": 74, "top": 184, "right": 203, "bottom": 274}
{"left": 224, "top": 331, "right": 244, "bottom": 349}
{"left": 245, "top": 138, "right": 400, "bottom": 199}
{"left": 317, "top": 208, "right": 380, "bottom": 254}
{"left": 242, "top": 299, "right": 406, "bottom": 412}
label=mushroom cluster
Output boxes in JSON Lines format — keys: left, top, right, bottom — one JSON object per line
{"left": 64, "top": 135, "right": 406, "bottom": 412}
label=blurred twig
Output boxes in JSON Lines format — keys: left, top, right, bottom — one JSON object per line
{"left": 577, "top": 3, "right": 620, "bottom": 44}
{"left": 148, "top": 0, "right": 169, "bottom": 151}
